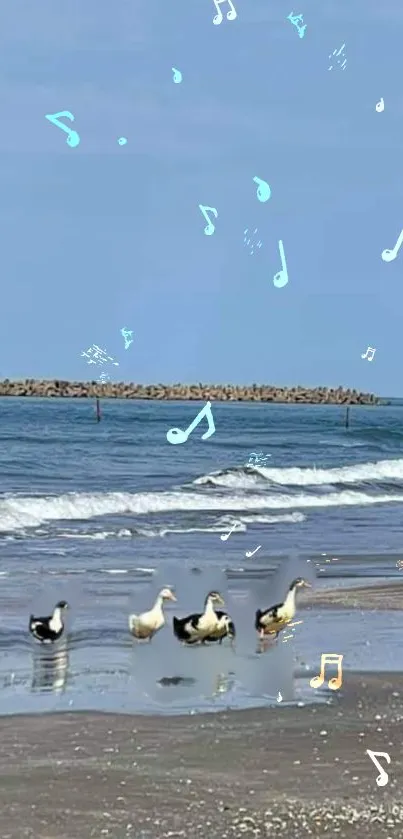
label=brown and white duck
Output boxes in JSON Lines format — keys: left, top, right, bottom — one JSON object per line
{"left": 255, "top": 577, "right": 310, "bottom": 639}
{"left": 173, "top": 591, "right": 225, "bottom": 645}
{"left": 129, "top": 587, "right": 176, "bottom": 641}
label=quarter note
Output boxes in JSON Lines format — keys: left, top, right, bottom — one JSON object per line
{"left": 199, "top": 204, "right": 218, "bottom": 236}
{"left": 220, "top": 521, "right": 242, "bottom": 541}
{"left": 381, "top": 228, "right": 403, "bottom": 262}
{"left": 45, "top": 111, "right": 80, "bottom": 148}
{"left": 166, "top": 400, "right": 216, "bottom": 445}
{"left": 212, "top": 0, "right": 237, "bottom": 25}
{"left": 273, "top": 239, "right": 289, "bottom": 288}
{"left": 310, "top": 653, "right": 343, "bottom": 691}
{"left": 375, "top": 97, "right": 384, "bottom": 113}
{"left": 253, "top": 176, "right": 271, "bottom": 203}
{"left": 366, "top": 749, "right": 390, "bottom": 787}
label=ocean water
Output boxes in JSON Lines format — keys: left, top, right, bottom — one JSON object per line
{"left": 1, "top": 396, "right": 403, "bottom": 716}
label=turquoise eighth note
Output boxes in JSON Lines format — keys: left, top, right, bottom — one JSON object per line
{"left": 167, "top": 401, "right": 216, "bottom": 445}
{"left": 45, "top": 111, "right": 80, "bottom": 148}
{"left": 199, "top": 204, "right": 218, "bottom": 235}
{"left": 253, "top": 176, "right": 271, "bottom": 202}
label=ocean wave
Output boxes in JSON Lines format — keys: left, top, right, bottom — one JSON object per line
{"left": 238, "top": 512, "right": 306, "bottom": 524}
{"left": 194, "top": 458, "right": 403, "bottom": 488}
{"left": 0, "top": 488, "right": 401, "bottom": 532}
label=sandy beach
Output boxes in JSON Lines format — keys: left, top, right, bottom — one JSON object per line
{"left": 1, "top": 667, "right": 402, "bottom": 839}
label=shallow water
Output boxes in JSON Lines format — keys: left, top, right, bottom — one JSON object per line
{"left": 1, "top": 398, "right": 403, "bottom": 715}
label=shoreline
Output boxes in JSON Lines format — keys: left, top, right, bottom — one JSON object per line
{"left": 0, "top": 379, "right": 382, "bottom": 403}
{"left": 0, "top": 672, "right": 402, "bottom": 838}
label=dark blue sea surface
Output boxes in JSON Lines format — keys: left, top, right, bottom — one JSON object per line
{"left": 1, "top": 396, "right": 403, "bottom": 716}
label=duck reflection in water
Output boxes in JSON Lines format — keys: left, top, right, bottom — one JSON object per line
{"left": 31, "top": 642, "right": 69, "bottom": 694}
{"left": 212, "top": 672, "right": 235, "bottom": 697}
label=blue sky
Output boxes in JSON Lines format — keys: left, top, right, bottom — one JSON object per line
{"left": 1, "top": 0, "right": 402, "bottom": 396}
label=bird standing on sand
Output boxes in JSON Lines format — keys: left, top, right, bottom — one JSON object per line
{"left": 128, "top": 587, "right": 176, "bottom": 641}
{"left": 255, "top": 578, "right": 311, "bottom": 639}
{"left": 173, "top": 591, "right": 225, "bottom": 645}
{"left": 29, "top": 600, "right": 69, "bottom": 644}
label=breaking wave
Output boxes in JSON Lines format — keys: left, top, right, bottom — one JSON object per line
{"left": 0, "top": 486, "right": 402, "bottom": 533}
{"left": 194, "top": 458, "right": 403, "bottom": 489}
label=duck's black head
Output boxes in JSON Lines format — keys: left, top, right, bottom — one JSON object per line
{"left": 205, "top": 591, "right": 225, "bottom": 606}
{"left": 289, "top": 578, "right": 311, "bottom": 591}
{"left": 55, "top": 600, "right": 69, "bottom": 610}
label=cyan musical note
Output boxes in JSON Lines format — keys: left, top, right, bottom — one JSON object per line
{"left": 45, "top": 111, "right": 80, "bottom": 148}
{"left": 328, "top": 44, "right": 347, "bottom": 71}
{"left": 287, "top": 12, "right": 307, "bottom": 38}
{"left": 375, "top": 98, "right": 384, "bottom": 113}
{"left": 212, "top": 0, "right": 237, "bottom": 25}
{"left": 167, "top": 401, "right": 216, "bottom": 445}
{"left": 172, "top": 67, "right": 183, "bottom": 84}
{"left": 273, "top": 240, "right": 289, "bottom": 288}
{"left": 243, "top": 228, "right": 262, "bottom": 255}
{"left": 199, "top": 205, "right": 218, "bottom": 236}
{"left": 121, "top": 327, "right": 134, "bottom": 349}
{"left": 253, "top": 176, "right": 271, "bottom": 203}
{"left": 381, "top": 228, "right": 403, "bottom": 263}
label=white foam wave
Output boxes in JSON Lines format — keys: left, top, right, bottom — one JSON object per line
{"left": 194, "top": 459, "right": 403, "bottom": 488}
{"left": 238, "top": 512, "right": 306, "bottom": 524}
{"left": 159, "top": 512, "right": 305, "bottom": 535}
{"left": 0, "top": 488, "right": 401, "bottom": 533}
{"left": 103, "top": 569, "right": 128, "bottom": 574}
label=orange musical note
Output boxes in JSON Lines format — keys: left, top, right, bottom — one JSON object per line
{"left": 310, "top": 653, "right": 343, "bottom": 691}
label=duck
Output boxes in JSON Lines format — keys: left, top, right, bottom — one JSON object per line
{"left": 204, "top": 610, "right": 236, "bottom": 644}
{"left": 173, "top": 591, "right": 225, "bottom": 645}
{"left": 29, "top": 600, "right": 69, "bottom": 644}
{"left": 255, "top": 577, "right": 311, "bottom": 639}
{"left": 128, "top": 587, "right": 176, "bottom": 641}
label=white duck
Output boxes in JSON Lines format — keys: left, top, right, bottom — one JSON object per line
{"left": 128, "top": 587, "right": 176, "bottom": 641}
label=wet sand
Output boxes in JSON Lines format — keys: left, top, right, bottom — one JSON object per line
{"left": 307, "top": 578, "right": 403, "bottom": 610}
{"left": 1, "top": 671, "right": 403, "bottom": 839}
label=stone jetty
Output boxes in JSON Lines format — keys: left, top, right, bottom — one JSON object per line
{"left": 0, "top": 380, "right": 381, "bottom": 403}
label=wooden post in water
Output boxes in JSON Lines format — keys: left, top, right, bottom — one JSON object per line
{"left": 345, "top": 406, "right": 350, "bottom": 429}
{"left": 96, "top": 397, "right": 101, "bottom": 422}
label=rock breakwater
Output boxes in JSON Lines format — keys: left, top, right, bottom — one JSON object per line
{"left": 0, "top": 380, "right": 381, "bottom": 403}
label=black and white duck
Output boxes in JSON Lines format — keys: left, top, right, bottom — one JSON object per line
{"left": 128, "top": 587, "right": 176, "bottom": 641}
{"left": 204, "top": 610, "right": 236, "bottom": 644}
{"left": 173, "top": 591, "right": 225, "bottom": 645}
{"left": 29, "top": 600, "right": 69, "bottom": 644}
{"left": 255, "top": 577, "right": 311, "bottom": 639}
